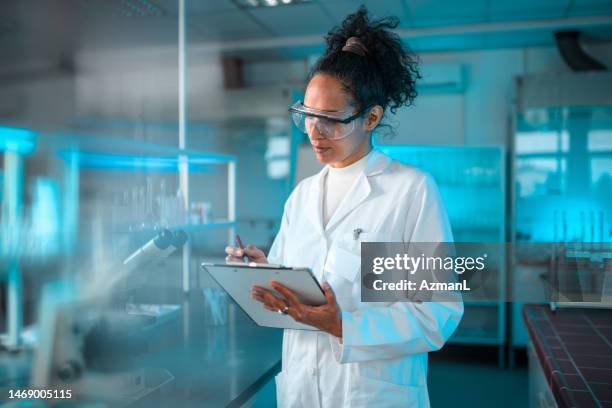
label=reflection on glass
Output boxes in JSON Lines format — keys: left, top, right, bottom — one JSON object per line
{"left": 377, "top": 145, "right": 505, "bottom": 243}
{"left": 515, "top": 106, "right": 612, "bottom": 243}
{"left": 516, "top": 130, "right": 569, "bottom": 154}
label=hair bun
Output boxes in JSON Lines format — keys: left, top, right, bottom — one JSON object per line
{"left": 342, "top": 37, "right": 369, "bottom": 57}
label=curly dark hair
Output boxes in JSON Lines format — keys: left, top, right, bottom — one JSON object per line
{"left": 309, "top": 6, "right": 420, "bottom": 134}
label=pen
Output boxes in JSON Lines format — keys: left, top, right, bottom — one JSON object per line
{"left": 235, "top": 234, "right": 250, "bottom": 263}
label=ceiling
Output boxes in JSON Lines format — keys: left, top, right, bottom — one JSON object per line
{"left": 0, "top": 0, "right": 611, "bottom": 66}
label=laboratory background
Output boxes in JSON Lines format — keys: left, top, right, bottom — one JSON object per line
{"left": 0, "top": 0, "right": 611, "bottom": 407}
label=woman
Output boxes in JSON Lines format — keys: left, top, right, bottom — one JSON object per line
{"left": 226, "top": 7, "right": 463, "bottom": 408}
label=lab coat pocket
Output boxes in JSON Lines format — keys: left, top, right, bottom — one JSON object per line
{"left": 324, "top": 244, "right": 361, "bottom": 282}
{"left": 350, "top": 376, "right": 425, "bottom": 408}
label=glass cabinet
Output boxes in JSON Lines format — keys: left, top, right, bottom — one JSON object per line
{"left": 511, "top": 105, "right": 612, "bottom": 351}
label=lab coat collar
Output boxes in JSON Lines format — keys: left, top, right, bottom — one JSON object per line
{"left": 363, "top": 148, "right": 392, "bottom": 177}
{"left": 313, "top": 148, "right": 391, "bottom": 184}
{"left": 308, "top": 148, "right": 391, "bottom": 234}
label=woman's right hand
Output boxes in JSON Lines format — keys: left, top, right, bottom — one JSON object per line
{"left": 225, "top": 244, "right": 268, "bottom": 264}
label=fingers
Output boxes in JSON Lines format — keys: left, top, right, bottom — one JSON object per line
{"left": 225, "top": 244, "right": 268, "bottom": 263}
{"left": 225, "top": 244, "right": 259, "bottom": 257}
{"left": 251, "top": 283, "right": 321, "bottom": 326}
{"left": 322, "top": 282, "right": 336, "bottom": 304}
{"left": 225, "top": 245, "right": 249, "bottom": 263}
{"left": 244, "top": 244, "right": 265, "bottom": 260}
{"left": 245, "top": 244, "right": 260, "bottom": 254}
{"left": 251, "top": 286, "right": 286, "bottom": 310}
{"left": 251, "top": 281, "right": 340, "bottom": 332}
{"left": 250, "top": 285, "right": 305, "bottom": 322}
{"left": 263, "top": 304, "right": 279, "bottom": 312}
{"left": 225, "top": 255, "right": 245, "bottom": 263}
{"left": 270, "top": 281, "right": 301, "bottom": 307}
{"left": 225, "top": 245, "right": 244, "bottom": 257}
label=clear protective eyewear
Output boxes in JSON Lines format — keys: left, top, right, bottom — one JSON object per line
{"left": 288, "top": 101, "right": 369, "bottom": 140}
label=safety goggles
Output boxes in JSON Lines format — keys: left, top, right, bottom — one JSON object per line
{"left": 288, "top": 101, "right": 369, "bottom": 140}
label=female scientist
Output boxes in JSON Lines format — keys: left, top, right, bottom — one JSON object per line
{"left": 225, "top": 7, "right": 463, "bottom": 408}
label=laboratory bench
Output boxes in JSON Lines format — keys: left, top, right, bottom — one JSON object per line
{"left": 523, "top": 304, "right": 612, "bottom": 408}
{"left": 0, "top": 286, "right": 282, "bottom": 407}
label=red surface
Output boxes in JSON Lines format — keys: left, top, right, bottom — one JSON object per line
{"left": 523, "top": 305, "right": 612, "bottom": 408}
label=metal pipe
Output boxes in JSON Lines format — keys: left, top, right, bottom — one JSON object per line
{"left": 3, "top": 151, "right": 24, "bottom": 349}
{"left": 554, "top": 30, "right": 606, "bottom": 71}
{"left": 178, "top": 0, "right": 188, "bottom": 199}
{"left": 179, "top": 0, "right": 190, "bottom": 294}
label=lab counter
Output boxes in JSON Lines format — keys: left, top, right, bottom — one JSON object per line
{"left": 523, "top": 305, "right": 612, "bottom": 408}
{"left": 1, "top": 287, "right": 283, "bottom": 407}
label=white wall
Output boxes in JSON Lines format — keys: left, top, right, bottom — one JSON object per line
{"left": 385, "top": 42, "right": 612, "bottom": 147}
{"left": 385, "top": 48, "right": 528, "bottom": 147}
{"left": 75, "top": 47, "right": 225, "bottom": 125}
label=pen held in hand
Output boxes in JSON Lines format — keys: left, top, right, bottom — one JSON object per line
{"left": 235, "top": 234, "right": 250, "bottom": 263}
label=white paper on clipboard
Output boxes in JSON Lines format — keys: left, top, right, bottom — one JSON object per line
{"left": 201, "top": 263, "right": 326, "bottom": 330}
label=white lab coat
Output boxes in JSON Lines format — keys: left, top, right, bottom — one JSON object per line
{"left": 267, "top": 148, "right": 463, "bottom": 408}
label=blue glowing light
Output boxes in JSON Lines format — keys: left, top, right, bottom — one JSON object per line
{"left": 0, "top": 125, "right": 37, "bottom": 154}
{"left": 31, "top": 178, "right": 61, "bottom": 256}
{"left": 56, "top": 150, "right": 231, "bottom": 172}
{"left": 376, "top": 143, "right": 505, "bottom": 242}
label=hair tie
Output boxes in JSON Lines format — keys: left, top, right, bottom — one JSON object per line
{"left": 342, "top": 36, "right": 369, "bottom": 57}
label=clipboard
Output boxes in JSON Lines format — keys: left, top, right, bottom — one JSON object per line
{"left": 201, "top": 262, "right": 326, "bottom": 330}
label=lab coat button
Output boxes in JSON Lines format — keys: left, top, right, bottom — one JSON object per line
{"left": 310, "top": 367, "right": 317, "bottom": 376}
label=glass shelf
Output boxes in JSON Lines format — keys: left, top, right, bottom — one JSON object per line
{"left": 1, "top": 126, "right": 237, "bottom": 263}
{"left": 179, "top": 220, "right": 236, "bottom": 231}
{"left": 0, "top": 125, "right": 37, "bottom": 154}
{"left": 37, "top": 131, "right": 237, "bottom": 168}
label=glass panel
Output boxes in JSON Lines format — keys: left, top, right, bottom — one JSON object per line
{"left": 515, "top": 106, "right": 612, "bottom": 243}
{"left": 0, "top": 6, "right": 278, "bottom": 406}
{"left": 377, "top": 145, "right": 506, "bottom": 242}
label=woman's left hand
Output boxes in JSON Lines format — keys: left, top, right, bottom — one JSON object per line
{"left": 251, "top": 281, "right": 342, "bottom": 338}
